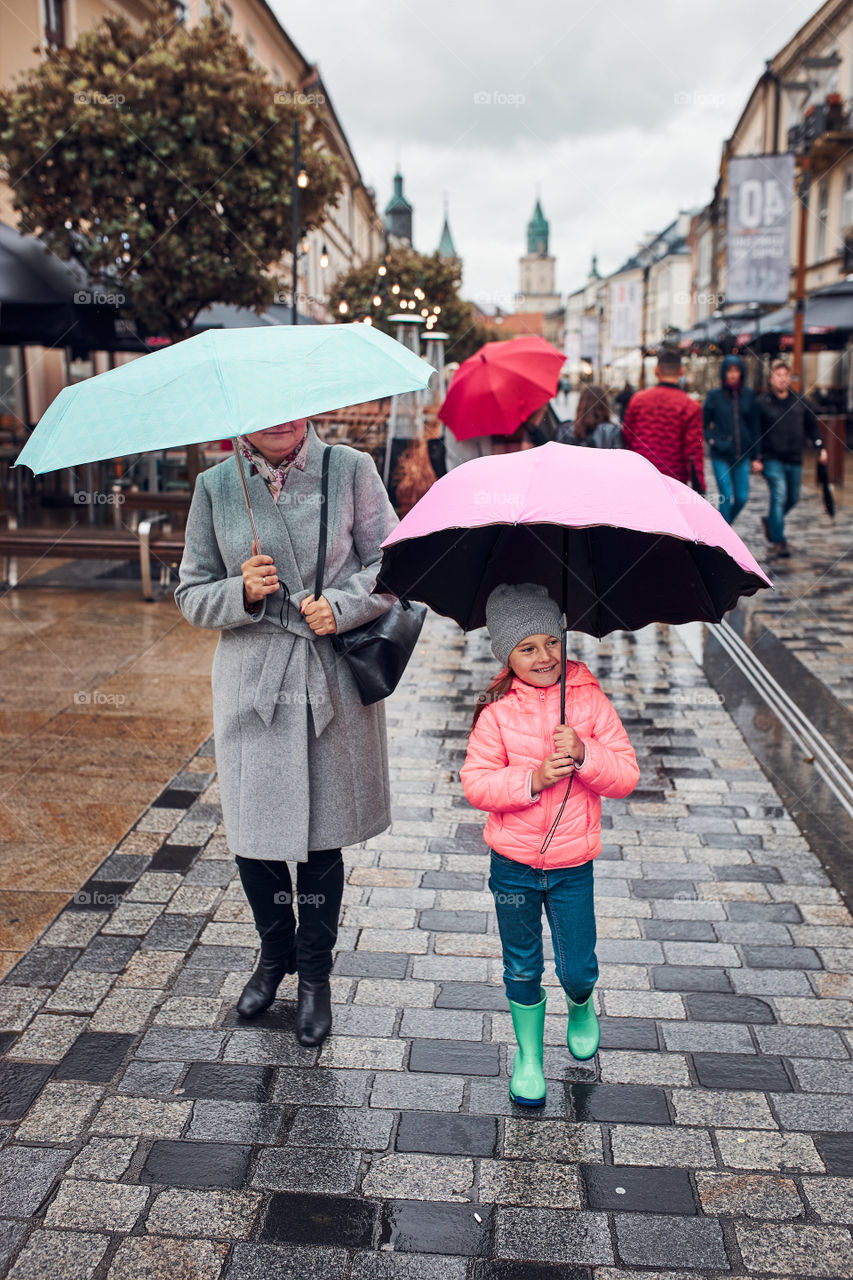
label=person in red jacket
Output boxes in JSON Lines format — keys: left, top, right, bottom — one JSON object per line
{"left": 622, "top": 347, "right": 705, "bottom": 490}
{"left": 461, "top": 583, "right": 639, "bottom": 1107}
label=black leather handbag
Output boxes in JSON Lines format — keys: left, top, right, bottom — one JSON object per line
{"left": 316, "top": 446, "right": 426, "bottom": 705}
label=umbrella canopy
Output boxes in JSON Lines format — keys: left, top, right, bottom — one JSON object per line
{"left": 439, "top": 336, "right": 565, "bottom": 442}
{"left": 15, "top": 323, "right": 435, "bottom": 476}
{"left": 378, "top": 442, "right": 771, "bottom": 636}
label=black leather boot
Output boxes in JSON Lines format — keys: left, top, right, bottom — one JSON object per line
{"left": 236, "top": 949, "right": 296, "bottom": 1019}
{"left": 294, "top": 977, "right": 332, "bottom": 1046}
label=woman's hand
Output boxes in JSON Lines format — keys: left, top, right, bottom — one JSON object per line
{"left": 554, "top": 724, "right": 585, "bottom": 765}
{"left": 532, "top": 753, "right": 574, "bottom": 795}
{"left": 241, "top": 541, "right": 279, "bottom": 604}
{"left": 300, "top": 593, "right": 337, "bottom": 636}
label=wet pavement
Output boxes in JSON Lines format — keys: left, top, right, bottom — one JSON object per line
{"left": 0, "top": 602, "right": 851, "bottom": 1279}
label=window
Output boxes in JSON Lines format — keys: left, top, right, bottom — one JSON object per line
{"left": 842, "top": 170, "right": 853, "bottom": 229}
{"left": 814, "top": 177, "right": 830, "bottom": 260}
{"left": 42, "top": 0, "right": 65, "bottom": 48}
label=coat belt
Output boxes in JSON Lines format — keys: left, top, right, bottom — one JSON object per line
{"left": 251, "top": 625, "right": 335, "bottom": 736}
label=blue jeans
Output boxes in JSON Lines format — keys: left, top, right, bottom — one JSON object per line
{"left": 488, "top": 850, "right": 598, "bottom": 1005}
{"left": 763, "top": 458, "right": 802, "bottom": 543}
{"left": 711, "top": 454, "right": 751, "bottom": 525}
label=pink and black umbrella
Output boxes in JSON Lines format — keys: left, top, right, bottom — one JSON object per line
{"left": 377, "top": 442, "right": 772, "bottom": 717}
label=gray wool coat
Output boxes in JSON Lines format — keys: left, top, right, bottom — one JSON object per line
{"left": 174, "top": 425, "right": 399, "bottom": 861}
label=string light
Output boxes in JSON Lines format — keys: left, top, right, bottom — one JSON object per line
{"left": 297, "top": 169, "right": 309, "bottom": 189}
{"left": 391, "top": 283, "right": 400, "bottom": 295}
{"left": 377, "top": 265, "right": 387, "bottom": 276}
{"left": 338, "top": 300, "right": 348, "bottom": 315}
{"left": 320, "top": 243, "right": 329, "bottom": 269}
{"left": 372, "top": 294, "right": 382, "bottom": 306}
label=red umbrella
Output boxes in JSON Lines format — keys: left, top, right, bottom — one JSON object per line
{"left": 439, "top": 335, "right": 565, "bottom": 441}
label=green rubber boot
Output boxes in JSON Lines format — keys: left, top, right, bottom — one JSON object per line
{"left": 566, "top": 986, "right": 600, "bottom": 1060}
{"left": 507, "top": 988, "right": 547, "bottom": 1107}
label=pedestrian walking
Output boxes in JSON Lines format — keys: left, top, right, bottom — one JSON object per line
{"left": 756, "top": 359, "right": 828, "bottom": 559}
{"left": 702, "top": 355, "right": 761, "bottom": 524}
{"left": 614, "top": 381, "right": 635, "bottom": 421}
{"left": 460, "top": 584, "right": 639, "bottom": 1106}
{"left": 555, "top": 385, "right": 624, "bottom": 449}
{"left": 622, "top": 348, "right": 705, "bottom": 490}
{"left": 175, "top": 418, "right": 397, "bottom": 1047}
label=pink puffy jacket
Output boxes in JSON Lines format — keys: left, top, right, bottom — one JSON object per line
{"left": 460, "top": 661, "right": 640, "bottom": 869}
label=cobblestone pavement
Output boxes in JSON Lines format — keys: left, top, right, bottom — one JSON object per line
{"left": 0, "top": 612, "right": 852, "bottom": 1278}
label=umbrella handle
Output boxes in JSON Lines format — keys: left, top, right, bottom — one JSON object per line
{"left": 233, "top": 438, "right": 263, "bottom": 556}
{"left": 560, "top": 612, "right": 568, "bottom": 724}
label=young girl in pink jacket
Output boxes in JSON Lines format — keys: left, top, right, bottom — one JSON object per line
{"left": 461, "top": 583, "right": 640, "bottom": 1107}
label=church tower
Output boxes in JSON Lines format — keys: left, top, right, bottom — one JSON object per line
{"left": 385, "top": 171, "right": 413, "bottom": 247}
{"left": 517, "top": 196, "right": 560, "bottom": 313}
{"left": 437, "top": 199, "right": 460, "bottom": 272}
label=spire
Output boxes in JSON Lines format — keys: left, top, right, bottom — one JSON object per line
{"left": 437, "top": 197, "right": 458, "bottom": 260}
{"left": 384, "top": 170, "right": 413, "bottom": 246}
{"left": 385, "top": 170, "right": 412, "bottom": 214}
{"left": 527, "top": 197, "right": 549, "bottom": 256}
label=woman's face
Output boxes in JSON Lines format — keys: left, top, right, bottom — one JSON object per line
{"left": 245, "top": 418, "right": 308, "bottom": 463}
{"left": 508, "top": 633, "right": 562, "bottom": 686}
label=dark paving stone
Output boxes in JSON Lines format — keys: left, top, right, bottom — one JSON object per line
{"left": 651, "top": 966, "right": 732, "bottom": 993}
{"left": 227, "top": 1243, "right": 350, "bottom": 1279}
{"left": 597, "top": 846, "right": 623, "bottom": 860}
{"left": 185, "top": 945, "right": 256, "bottom": 971}
{"left": 419, "top": 910, "right": 488, "bottom": 933}
{"left": 614, "top": 1212, "right": 728, "bottom": 1268}
{"left": 142, "top": 914, "right": 205, "bottom": 950}
{"left": 153, "top": 788, "right": 198, "bottom": 808}
{"left": 742, "top": 945, "right": 822, "bottom": 970}
{"left": 409, "top": 1040, "right": 500, "bottom": 1076}
{"left": 184, "top": 861, "right": 235, "bottom": 886}
{"left": 221, "top": 1003, "right": 296, "bottom": 1031}
{"left": 0, "top": 1032, "right": 16, "bottom": 1057}
{"left": 653, "top": 746, "right": 702, "bottom": 757}
{"left": 692, "top": 1053, "right": 791, "bottom": 1092}
{"left": 53, "top": 1032, "right": 135, "bottom": 1082}
{"left": 0, "top": 1222, "right": 27, "bottom": 1275}
{"left": 570, "top": 1083, "right": 670, "bottom": 1125}
{"left": 119, "top": 1060, "right": 185, "bottom": 1096}
{"left": 180, "top": 1062, "right": 275, "bottom": 1102}
{"left": 7, "top": 947, "right": 80, "bottom": 986}
{"left": 74, "top": 935, "right": 139, "bottom": 972}
{"left": 68, "top": 880, "right": 132, "bottom": 911}
{"left": 381, "top": 1201, "right": 492, "bottom": 1256}
{"left": 709, "top": 864, "right": 782, "bottom": 882}
{"left": 583, "top": 1164, "right": 695, "bottom": 1214}
{"left": 148, "top": 844, "right": 200, "bottom": 872}
{"left": 287, "top": 1105, "right": 390, "bottom": 1150}
{"left": 333, "top": 952, "right": 409, "bottom": 979}
{"left": 630, "top": 881, "right": 698, "bottom": 900}
{"left": 727, "top": 901, "right": 802, "bottom": 923}
{"left": 141, "top": 1139, "right": 252, "bottom": 1187}
{"left": 687, "top": 805, "right": 748, "bottom": 819}
{"left": 272, "top": 1068, "right": 370, "bottom": 1108}
{"left": 642, "top": 920, "right": 717, "bottom": 942}
{"left": 186, "top": 802, "right": 222, "bottom": 824}
{"left": 0, "top": 1064, "right": 53, "bottom": 1122}
{"left": 474, "top": 1266, "right": 590, "bottom": 1280}
{"left": 422, "top": 872, "right": 485, "bottom": 890}
{"left": 260, "top": 1192, "right": 378, "bottom": 1248}
{"left": 92, "top": 853, "right": 151, "bottom": 881}
{"left": 685, "top": 993, "right": 775, "bottom": 1024}
{"left": 436, "top": 983, "right": 508, "bottom": 1011}
{"left": 599, "top": 1019, "right": 658, "bottom": 1050}
{"left": 396, "top": 1111, "right": 498, "bottom": 1157}
{"left": 137, "top": 1028, "right": 226, "bottom": 1061}
{"left": 172, "top": 969, "right": 226, "bottom": 997}
{"left": 0, "top": 1145, "right": 70, "bottom": 1215}
{"left": 701, "top": 833, "right": 763, "bottom": 850}
{"left": 816, "top": 1133, "right": 853, "bottom": 1175}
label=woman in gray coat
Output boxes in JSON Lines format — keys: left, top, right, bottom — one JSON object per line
{"left": 175, "top": 418, "right": 397, "bottom": 1046}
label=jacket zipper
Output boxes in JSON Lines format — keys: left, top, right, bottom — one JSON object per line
{"left": 537, "top": 687, "right": 550, "bottom": 869}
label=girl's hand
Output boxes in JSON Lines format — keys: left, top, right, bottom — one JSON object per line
{"left": 242, "top": 541, "right": 279, "bottom": 604}
{"left": 301, "top": 593, "right": 337, "bottom": 636}
{"left": 532, "top": 753, "right": 574, "bottom": 794}
{"left": 554, "top": 724, "right": 585, "bottom": 765}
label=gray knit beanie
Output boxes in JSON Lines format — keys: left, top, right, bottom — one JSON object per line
{"left": 486, "top": 583, "right": 563, "bottom": 667}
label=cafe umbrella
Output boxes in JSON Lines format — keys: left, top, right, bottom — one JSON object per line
{"left": 377, "top": 442, "right": 773, "bottom": 722}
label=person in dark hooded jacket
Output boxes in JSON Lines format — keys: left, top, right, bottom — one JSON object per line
{"left": 702, "top": 355, "right": 760, "bottom": 524}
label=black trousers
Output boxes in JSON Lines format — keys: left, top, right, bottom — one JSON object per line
{"left": 235, "top": 849, "right": 344, "bottom": 982}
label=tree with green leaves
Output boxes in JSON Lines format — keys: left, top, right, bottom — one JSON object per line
{"left": 329, "top": 247, "right": 493, "bottom": 365}
{"left": 0, "top": 2, "right": 342, "bottom": 341}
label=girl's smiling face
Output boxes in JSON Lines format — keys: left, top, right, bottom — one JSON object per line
{"left": 508, "top": 634, "right": 562, "bottom": 687}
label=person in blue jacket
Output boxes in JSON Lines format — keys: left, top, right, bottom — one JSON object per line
{"left": 702, "top": 355, "right": 761, "bottom": 524}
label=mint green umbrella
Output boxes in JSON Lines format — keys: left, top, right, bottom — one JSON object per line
{"left": 15, "top": 323, "right": 435, "bottom": 475}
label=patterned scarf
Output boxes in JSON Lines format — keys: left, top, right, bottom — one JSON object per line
{"left": 236, "top": 425, "right": 309, "bottom": 503}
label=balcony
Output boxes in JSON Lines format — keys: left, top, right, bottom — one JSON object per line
{"left": 787, "top": 96, "right": 853, "bottom": 160}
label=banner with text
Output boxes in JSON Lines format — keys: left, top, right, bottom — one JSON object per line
{"left": 610, "top": 279, "right": 643, "bottom": 348}
{"left": 726, "top": 153, "right": 795, "bottom": 304}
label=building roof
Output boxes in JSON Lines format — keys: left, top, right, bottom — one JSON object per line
{"left": 437, "top": 209, "right": 458, "bottom": 259}
{"left": 385, "top": 172, "right": 413, "bottom": 215}
{"left": 488, "top": 311, "right": 546, "bottom": 337}
{"left": 527, "top": 198, "right": 549, "bottom": 255}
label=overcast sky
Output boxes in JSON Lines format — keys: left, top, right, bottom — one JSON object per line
{"left": 276, "top": 0, "right": 819, "bottom": 306}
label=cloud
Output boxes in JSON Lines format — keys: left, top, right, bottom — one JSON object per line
{"left": 276, "top": 0, "right": 820, "bottom": 301}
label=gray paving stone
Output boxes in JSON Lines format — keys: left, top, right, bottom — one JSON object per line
{"left": 370, "top": 1072, "right": 465, "bottom": 1112}
{"left": 271, "top": 1068, "right": 370, "bottom": 1107}
{"left": 493, "top": 1207, "right": 613, "bottom": 1265}
{"left": 755, "top": 1024, "right": 850, "bottom": 1059}
{"left": 609, "top": 1124, "right": 715, "bottom": 1168}
{"left": 729, "top": 968, "right": 813, "bottom": 996}
{"left": 187, "top": 1099, "right": 288, "bottom": 1144}
{"left": 671, "top": 1088, "right": 777, "bottom": 1129}
{"left": 801, "top": 1176, "right": 853, "bottom": 1223}
{"left": 45, "top": 1179, "right": 149, "bottom": 1231}
{"left": 137, "top": 1028, "right": 226, "bottom": 1061}
{"left": 287, "top": 1105, "right": 394, "bottom": 1150}
{"left": 737, "top": 1221, "right": 853, "bottom": 1278}
{"left": 251, "top": 1146, "right": 362, "bottom": 1194}
{"left": 400, "top": 1009, "right": 484, "bottom": 1040}
{"left": 0, "top": 1146, "right": 70, "bottom": 1217}
{"left": 696, "top": 1171, "right": 804, "bottom": 1219}
{"left": 790, "top": 1058, "right": 853, "bottom": 1094}
{"left": 614, "top": 1212, "right": 728, "bottom": 1269}
{"left": 224, "top": 1244, "right": 354, "bottom": 1280}
{"left": 661, "top": 1021, "right": 755, "bottom": 1054}
{"left": 715, "top": 1129, "right": 824, "bottom": 1171}
{"left": 661, "top": 941, "right": 741, "bottom": 967}
{"left": 350, "top": 1252, "right": 468, "bottom": 1280}
{"left": 771, "top": 1092, "right": 853, "bottom": 1132}
{"left": 743, "top": 945, "right": 822, "bottom": 969}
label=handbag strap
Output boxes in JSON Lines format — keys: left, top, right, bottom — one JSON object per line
{"left": 315, "top": 444, "right": 333, "bottom": 598}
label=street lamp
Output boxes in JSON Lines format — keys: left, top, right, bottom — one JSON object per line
{"left": 291, "top": 118, "right": 310, "bottom": 325}
{"left": 319, "top": 243, "right": 329, "bottom": 270}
